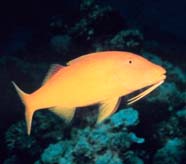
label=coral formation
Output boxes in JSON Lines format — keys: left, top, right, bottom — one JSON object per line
{"left": 109, "top": 29, "right": 143, "bottom": 52}
{"left": 34, "top": 108, "right": 143, "bottom": 164}
{"left": 153, "top": 138, "right": 186, "bottom": 164}
{"left": 5, "top": 108, "right": 144, "bottom": 164}
{"left": 5, "top": 111, "right": 66, "bottom": 163}
{"left": 92, "top": 29, "right": 144, "bottom": 53}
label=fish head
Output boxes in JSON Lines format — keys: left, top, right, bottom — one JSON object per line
{"left": 117, "top": 52, "right": 166, "bottom": 93}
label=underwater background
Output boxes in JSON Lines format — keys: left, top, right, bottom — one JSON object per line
{"left": 0, "top": 0, "right": 186, "bottom": 163}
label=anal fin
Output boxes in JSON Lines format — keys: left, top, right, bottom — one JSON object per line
{"left": 97, "top": 97, "right": 121, "bottom": 124}
{"left": 50, "top": 106, "right": 76, "bottom": 123}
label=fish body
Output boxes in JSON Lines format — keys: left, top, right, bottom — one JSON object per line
{"left": 13, "top": 51, "right": 166, "bottom": 135}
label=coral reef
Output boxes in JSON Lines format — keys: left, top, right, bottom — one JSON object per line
{"left": 34, "top": 108, "right": 143, "bottom": 164}
{"left": 47, "top": 0, "right": 128, "bottom": 59}
{"left": 109, "top": 29, "right": 143, "bottom": 52}
{"left": 69, "top": 0, "right": 125, "bottom": 42}
{"left": 5, "top": 108, "right": 144, "bottom": 164}
{"left": 153, "top": 138, "right": 186, "bottom": 164}
{"left": 4, "top": 111, "right": 66, "bottom": 163}
{"left": 92, "top": 29, "right": 144, "bottom": 53}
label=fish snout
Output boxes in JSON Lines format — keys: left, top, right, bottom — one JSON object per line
{"left": 160, "top": 74, "right": 166, "bottom": 82}
{"left": 155, "top": 65, "right": 166, "bottom": 81}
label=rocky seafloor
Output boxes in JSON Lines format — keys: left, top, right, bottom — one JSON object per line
{"left": 1, "top": 0, "right": 186, "bottom": 163}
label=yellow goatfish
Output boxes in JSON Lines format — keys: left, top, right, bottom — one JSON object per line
{"left": 12, "top": 51, "right": 166, "bottom": 135}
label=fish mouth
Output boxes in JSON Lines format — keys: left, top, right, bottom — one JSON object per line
{"left": 151, "top": 71, "right": 166, "bottom": 86}
{"left": 127, "top": 79, "right": 165, "bottom": 105}
{"left": 160, "top": 73, "right": 166, "bottom": 81}
{"left": 160, "top": 68, "right": 166, "bottom": 79}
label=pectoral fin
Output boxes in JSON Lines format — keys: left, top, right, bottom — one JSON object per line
{"left": 97, "top": 97, "right": 121, "bottom": 123}
{"left": 50, "top": 106, "right": 76, "bottom": 123}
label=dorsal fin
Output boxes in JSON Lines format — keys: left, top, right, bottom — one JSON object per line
{"left": 67, "top": 53, "right": 95, "bottom": 66}
{"left": 67, "top": 56, "right": 86, "bottom": 65}
{"left": 42, "top": 64, "right": 65, "bottom": 85}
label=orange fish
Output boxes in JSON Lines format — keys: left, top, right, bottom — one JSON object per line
{"left": 12, "top": 51, "right": 166, "bottom": 135}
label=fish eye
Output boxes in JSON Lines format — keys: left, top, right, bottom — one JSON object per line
{"left": 129, "top": 60, "right": 132, "bottom": 64}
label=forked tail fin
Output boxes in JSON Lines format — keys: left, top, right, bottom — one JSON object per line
{"left": 12, "top": 81, "right": 34, "bottom": 135}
